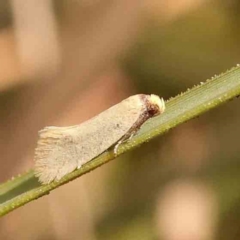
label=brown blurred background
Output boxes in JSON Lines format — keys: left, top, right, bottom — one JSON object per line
{"left": 1, "top": 0, "right": 240, "bottom": 239}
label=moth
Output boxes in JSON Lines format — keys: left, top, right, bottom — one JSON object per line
{"left": 34, "top": 94, "right": 165, "bottom": 184}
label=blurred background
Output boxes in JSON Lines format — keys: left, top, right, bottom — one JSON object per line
{"left": 1, "top": 0, "right": 240, "bottom": 239}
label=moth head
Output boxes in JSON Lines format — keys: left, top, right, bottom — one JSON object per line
{"left": 146, "top": 94, "right": 165, "bottom": 117}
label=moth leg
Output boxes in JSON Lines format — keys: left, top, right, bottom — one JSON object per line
{"left": 113, "top": 130, "right": 138, "bottom": 155}
{"left": 129, "top": 133, "right": 135, "bottom": 140}
{"left": 114, "top": 140, "right": 122, "bottom": 155}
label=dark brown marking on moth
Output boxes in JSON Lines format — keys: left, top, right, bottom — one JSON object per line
{"left": 113, "top": 94, "right": 165, "bottom": 153}
{"left": 140, "top": 94, "right": 163, "bottom": 117}
{"left": 130, "top": 94, "right": 164, "bottom": 132}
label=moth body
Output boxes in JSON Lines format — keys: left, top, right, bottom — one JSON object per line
{"left": 34, "top": 94, "right": 165, "bottom": 184}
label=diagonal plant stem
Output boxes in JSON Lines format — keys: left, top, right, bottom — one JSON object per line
{"left": 1, "top": 65, "right": 240, "bottom": 217}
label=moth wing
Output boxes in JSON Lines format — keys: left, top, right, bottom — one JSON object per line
{"left": 34, "top": 95, "right": 144, "bottom": 184}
